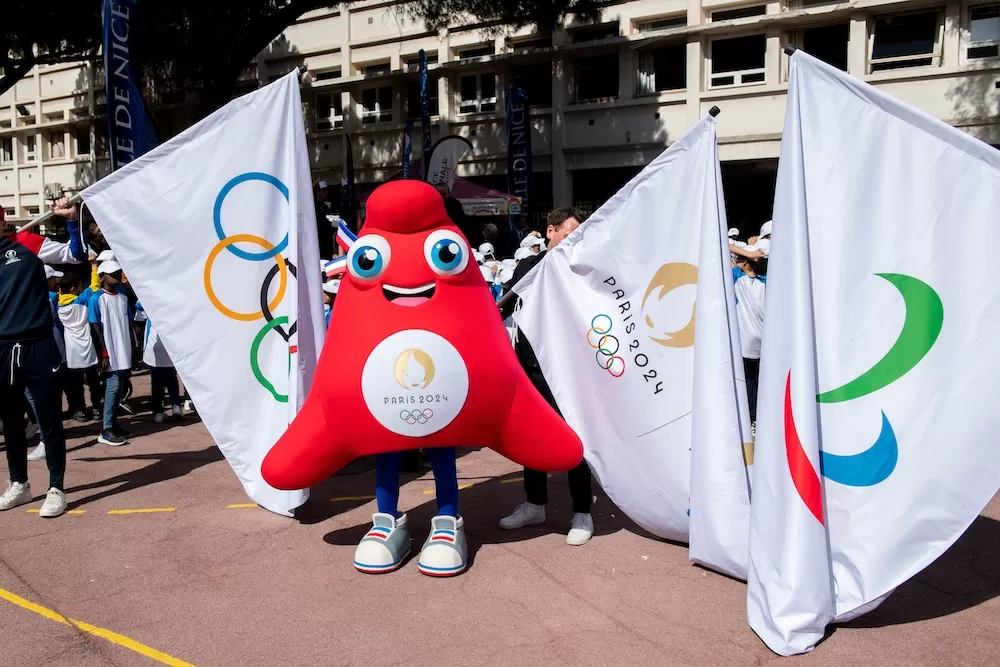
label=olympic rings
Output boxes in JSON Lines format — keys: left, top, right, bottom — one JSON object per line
{"left": 399, "top": 409, "right": 433, "bottom": 425}
{"left": 214, "top": 172, "right": 290, "bottom": 260}
{"left": 261, "top": 260, "right": 298, "bottom": 342}
{"left": 586, "top": 314, "right": 625, "bottom": 377}
{"left": 204, "top": 234, "right": 287, "bottom": 321}
{"left": 250, "top": 316, "right": 292, "bottom": 403}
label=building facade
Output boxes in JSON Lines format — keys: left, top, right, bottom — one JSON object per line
{"left": 3, "top": 0, "right": 999, "bottom": 230}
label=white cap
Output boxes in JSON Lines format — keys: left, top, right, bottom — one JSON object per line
{"left": 519, "top": 233, "right": 541, "bottom": 248}
{"left": 479, "top": 265, "right": 495, "bottom": 282}
{"left": 501, "top": 258, "right": 517, "bottom": 269}
{"left": 478, "top": 242, "right": 495, "bottom": 256}
{"left": 323, "top": 278, "right": 340, "bottom": 295}
{"left": 759, "top": 220, "right": 773, "bottom": 238}
{"left": 730, "top": 240, "right": 748, "bottom": 249}
{"left": 514, "top": 247, "right": 533, "bottom": 261}
{"left": 755, "top": 237, "right": 771, "bottom": 254}
{"left": 473, "top": 250, "right": 484, "bottom": 264}
{"left": 498, "top": 267, "right": 514, "bottom": 283}
{"left": 97, "top": 260, "right": 122, "bottom": 275}
{"left": 96, "top": 249, "right": 116, "bottom": 263}
{"left": 44, "top": 265, "right": 64, "bottom": 279}
{"left": 317, "top": 180, "right": 328, "bottom": 189}
{"left": 527, "top": 235, "right": 545, "bottom": 248}
{"left": 728, "top": 227, "right": 739, "bottom": 238}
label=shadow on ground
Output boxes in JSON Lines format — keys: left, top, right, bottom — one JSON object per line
{"left": 841, "top": 515, "right": 1000, "bottom": 628}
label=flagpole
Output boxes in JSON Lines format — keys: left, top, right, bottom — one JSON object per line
{"left": 16, "top": 193, "right": 84, "bottom": 233}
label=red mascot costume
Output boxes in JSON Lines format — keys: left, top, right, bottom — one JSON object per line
{"left": 262, "top": 180, "right": 582, "bottom": 576}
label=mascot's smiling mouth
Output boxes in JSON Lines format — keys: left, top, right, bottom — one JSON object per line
{"left": 383, "top": 282, "right": 436, "bottom": 307}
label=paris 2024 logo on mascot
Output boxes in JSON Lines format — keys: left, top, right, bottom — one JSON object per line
{"left": 262, "top": 179, "right": 583, "bottom": 577}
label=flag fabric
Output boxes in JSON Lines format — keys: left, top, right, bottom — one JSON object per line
{"left": 102, "top": 0, "right": 158, "bottom": 170}
{"left": 688, "top": 122, "right": 754, "bottom": 580}
{"left": 81, "top": 72, "right": 325, "bottom": 516}
{"left": 512, "top": 116, "right": 750, "bottom": 559}
{"left": 505, "top": 86, "right": 533, "bottom": 224}
{"left": 747, "top": 50, "right": 1000, "bottom": 655}
{"left": 419, "top": 50, "right": 433, "bottom": 178}
{"left": 402, "top": 120, "right": 413, "bottom": 178}
{"left": 425, "top": 136, "right": 473, "bottom": 192}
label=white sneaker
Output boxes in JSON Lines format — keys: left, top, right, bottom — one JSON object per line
{"left": 0, "top": 482, "right": 32, "bottom": 511}
{"left": 27, "top": 442, "right": 46, "bottom": 461}
{"left": 38, "top": 488, "right": 67, "bottom": 518}
{"left": 153, "top": 412, "right": 164, "bottom": 423}
{"left": 566, "top": 513, "right": 594, "bottom": 546}
{"left": 498, "top": 502, "right": 546, "bottom": 529}
{"left": 171, "top": 404, "right": 184, "bottom": 419}
{"left": 24, "top": 422, "right": 39, "bottom": 440}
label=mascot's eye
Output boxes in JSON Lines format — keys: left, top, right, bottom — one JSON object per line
{"left": 423, "top": 230, "right": 469, "bottom": 276}
{"left": 347, "top": 234, "right": 391, "bottom": 281}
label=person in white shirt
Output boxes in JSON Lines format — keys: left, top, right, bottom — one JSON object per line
{"left": 58, "top": 272, "right": 102, "bottom": 426}
{"left": 89, "top": 260, "right": 133, "bottom": 446}
{"left": 731, "top": 254, "right": 767, "bottom": 427}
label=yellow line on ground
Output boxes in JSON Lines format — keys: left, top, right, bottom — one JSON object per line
{"left": 423, "top": 483, "right": 475, "bottom": 495}
{"left": 0, "top": 587, "right": 196, "bottom": 667}
{"left": 106, "top": 508, "right": 176, "bottom": 515}
{"left": 329, "top": 495, "right": 376, "bottom": 502}
{"left": 499, "top": 477, "right": 524, "bottom": 484}
{"left": 225, "top": 503, "right": 258, "bottom": 509}
{"left": 25, "top": 509, "right": 86, "bottom": 514}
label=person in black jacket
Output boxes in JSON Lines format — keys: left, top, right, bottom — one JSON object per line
{"left": 0, "top": 199, "right": 87, "bottom": 518}
{"left": 496, "top": 207, "right": 596, "bottom": 546}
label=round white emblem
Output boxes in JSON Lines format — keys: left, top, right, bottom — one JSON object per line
{"left": 361, "top": 329, "right": 469, "bottom": 438}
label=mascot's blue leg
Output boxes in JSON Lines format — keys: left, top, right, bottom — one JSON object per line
{"left": 375, "top": 451, "right": 404, "bottom": 517}
{"left": 418, "top": 447, "right": 467, "bottom": 577}
{"left": 355, "top": 451, "right": 410, "bottom": 574}
{"left": 426, "top": 447, "right": 458, "bottom": 517}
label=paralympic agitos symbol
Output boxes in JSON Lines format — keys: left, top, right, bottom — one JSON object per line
{"left": 204, "top": 171, "right": 296, "bottom": 404}
{"left": 785, "top": 273, "right": 944, "bottom": 525}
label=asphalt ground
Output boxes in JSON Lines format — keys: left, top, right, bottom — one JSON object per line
{"left": 1, "top": 373, "right": 998, "bottom": 666}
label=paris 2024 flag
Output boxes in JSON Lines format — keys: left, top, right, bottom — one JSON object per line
{"left": 82, "top": 71, "right": 325, "bottom": 516}
{"left": 513, "top": 114, "right": 753, "bottom": 577}
{"left": 747, "top": 50, "right": 1000, "bottom": 655}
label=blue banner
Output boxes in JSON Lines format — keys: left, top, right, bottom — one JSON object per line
{"left": 102, "top": 0, "right": 157, "bottom": 171}
{"left": 419, "top": 50, "right": 432, "bottom": 181}
{"left": 402, "top": 120, "right": 413, "bottom": 178}
{"left": 506, "top": 86, "right": 534, "bottom": 226}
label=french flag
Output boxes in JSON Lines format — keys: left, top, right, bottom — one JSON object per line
{"left": 336, "top": 219, "right": 357, "bottom": 252}
{"left": 324, "top": 256, "right": 348, "bottom": 279}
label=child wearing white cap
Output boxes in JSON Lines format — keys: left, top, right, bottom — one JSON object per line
{"left": 90, "top": 260, "right": 134, "bottom": 446}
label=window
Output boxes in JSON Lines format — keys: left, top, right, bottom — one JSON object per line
{"left": 48, "top": 131, "right": 65, "bottom": 159}
{"left": 314, "top": 69, "right": 341, "bottom": 81}
{"left": 512, "top": 36, "right": 551, "bottom": 52}
{"left": 25, "top": 135, "right": 37, "bottom": 162}
{"left": 870, "top": 11, "right": 942, "bottom": 71}
{"left": 969, "top": 5, "right": 1000, "bottom": 59}
{"left": 75, "top": 127, "right": 91, "bottom": 156}
{"left": 569, "top": 22, "right": 620, "bottom": 42}
{"left": 1, "top": 138, "right": 12, "bottom": 164}
{"left": 458, "top": 45, "right": 494, "bottom": 60}
{"left": 95, "top": 126, "right": 109, "bottom": 156}
{"left": 801, "top": 23, "right": 849, "bottom": 71}
{"left": 636, "top": 45, "right": 686, "bottom": 94}
{"left": 574, "top": 54, "right": 619, "bottom": 102}
{"left": 512, "top": 63, "right": 553, "bottom": 107}
{"left": 636, "top": 16, "right": 687, "bottom": 33}
{"left": 459, "top": 73, "right": 497, "bottom": 113}
{"left": 403, "top": 53, "right": 438, "bottom": 70}
{"left": 407, "top": 77, "right": 440, "bottom": 119}
{"left": 26, "top": 206, "right": 40, "bottom": 216}
{"left": 711, "top": 6, "right": 766, "bottom": 21}
{"left": 711, "top": 34, "right": 766, "bottom": 86}
{"left": 316, "top": 93, "right": 344, "bottom": 130}
{"left": 361, "top": 86, "right": 393, "bottom": 124}
{"left": 3, "top": 208, "right": 14, "bottom": 218}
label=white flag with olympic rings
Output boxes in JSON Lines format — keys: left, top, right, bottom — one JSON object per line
{"left": 82, "top": 71, "right": 325, "bottom": 516}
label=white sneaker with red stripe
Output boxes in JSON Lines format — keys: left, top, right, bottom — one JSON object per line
{"left": 417, "top": 515, "right": 467, "bottom": 577}
{"left": 354, "top": 513, "right": 410, "bottom": 574}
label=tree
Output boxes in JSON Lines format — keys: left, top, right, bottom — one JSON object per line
{"left": 3, "top": 1, "right": 601, "bottom": 118}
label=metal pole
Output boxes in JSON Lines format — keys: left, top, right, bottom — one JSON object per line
{"left": 15, "top": 192, "right": 85, "bottom": 233}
